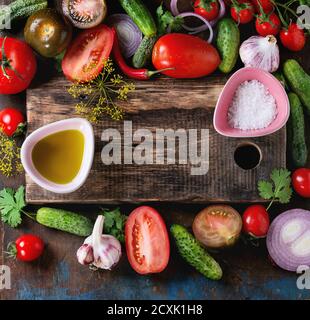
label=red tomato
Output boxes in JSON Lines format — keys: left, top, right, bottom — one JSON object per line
{"left": 0, "top": 108, "right": 25, "bottom": 137}
{"left": 292, "top": 168, "right": 310, "bottom": 198}
{"left": 0, "top": 37, "right": 36, "bottom": 94}
{"left": 255, "top": 13, "right": 281, "bottom": 36}
{"left": 242, "top": 205, "right": 270, "bottom": 238}
{"left": 62, "top": 24, "right": 114, "bottom": 82}
{"left": 15, "top": 234, "right": 44, "bottom": 262}
{"left": 125, "top": 206, "right": 170, "bottom": 275}
{"left": 280, "top": 23, "right": 306, "bottom": 52}
{"left": 251, "top": 0, "right": 273, "bottom": 13}
{"left": 231, "top": 0, "right": 255, "bottom": 24}
{"left": 194, "top": 0, "right": 219, "bottom": 21}
{"left": 152, "top": 33, "right": 221, "bottom": 78}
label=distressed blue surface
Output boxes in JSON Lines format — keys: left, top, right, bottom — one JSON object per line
{"left": 15, "top": 261, "right": 310, "bottom": 300}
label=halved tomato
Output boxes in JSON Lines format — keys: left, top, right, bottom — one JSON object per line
{"left": 62, "top": 24, "right": 114, "bottom": 82}
{"left": 125, "top": 206, "right": 170, "bottom": 275}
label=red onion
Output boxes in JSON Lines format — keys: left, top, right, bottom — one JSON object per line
{"left": 267, "top": 209, "right": 310, "bottom": 272}
{"left": 170, "top": 0, "right": 180, "bottom": 16}
{"left": 170, "top": 0, "right": 226, "bottom": 41}
{"left": 107, "top": 14, "right": 142, "bottom": 58}
{"left": 177, "top": 13, "right": 213, "bottom": 43}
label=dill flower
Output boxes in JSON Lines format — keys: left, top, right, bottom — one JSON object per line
{"left": 68, "top": 59, "right": 135, "bottom": 122}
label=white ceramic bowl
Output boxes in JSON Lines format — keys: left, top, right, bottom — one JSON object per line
{"left": 21, "top": 118, "right": 95, "bottom": 194}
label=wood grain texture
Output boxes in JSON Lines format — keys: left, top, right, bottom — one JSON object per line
{"left": 25, "top": 75, "right": 286, "bottom": 203}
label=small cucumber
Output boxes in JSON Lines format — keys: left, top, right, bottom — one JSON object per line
{"left": 118, "top": 0, "right": 157, "bottom": 37}
{"left": 288, "top": 93, "right": 308, "bottom": 167}
{"left": 0, "top": 0, "right": 48, "bottom": 24}
{"left": 132, "top": 35, "right": 157, "bottom": 68}
{"left": 36, "top": 207, "right": 93, "bottom": 237}
{"left": 216, "top": 18, "right": 240, "bottom": 74}
{"left": 273, "top": 71, "right": 290, "bottom": 91}
{"left": 283, "top": 59, "right": 310, "bottom": 115}
{"left": 170, "top": 224, "right": 222, "bottom": 280}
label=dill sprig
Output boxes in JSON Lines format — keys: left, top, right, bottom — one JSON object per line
{"left": 0, "top": 132, "right": 23, "bottom": 177}
{"left": 68, "top": 59, "right": 135, "bottom": 122}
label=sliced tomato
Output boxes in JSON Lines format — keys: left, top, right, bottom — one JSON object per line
{"left": 125, "top": 206, "right": 170, "bottom": 275}
{"left": 62, "top": 24, "right": 114, "bottom": 82}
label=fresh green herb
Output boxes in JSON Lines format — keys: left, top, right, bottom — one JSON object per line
{"left": 156, "top": 4, "right": 184, "bottom": 35}
{"left": 258, "top": 168, "right": 293, "bottom": 210}
{"left": 101, "top": 207, "right": 127, "bottom": 243}
{"left": 68, "top": 59, "right": 135, "bottom": 122}
{"left": 0, "top": 186, "right": 27, "bottom": 227}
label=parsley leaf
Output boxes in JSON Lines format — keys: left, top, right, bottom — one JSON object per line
{"left": 156, "top": 4, "right": 184, "bottom": 35}
{"left": 101, "top": 208, "right": 127, "bottom": 243}
{"left": 258, "top": 168, "right": 293, "bottom": 209}
{"left": 0, "top": 186, "right": 26, "bottom": 227}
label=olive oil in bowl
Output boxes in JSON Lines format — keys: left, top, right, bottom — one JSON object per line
{"left": 32, "top": 130, "right": 84, "bottom": 184}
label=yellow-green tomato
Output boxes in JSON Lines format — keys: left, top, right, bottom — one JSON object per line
{"left": 24, "top": 8, "right": 72, "bottom": 58}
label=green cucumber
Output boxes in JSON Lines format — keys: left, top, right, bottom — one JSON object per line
{"left": 118, "top": 0, "right": 157, "bottom": 37}
{"left": 36, "top": 207, "right": 93, "bottom": 237}
{"left": 283, "top": 59, "right": 310, "bottom": 115}
{"left": 170, "top": 224, "right": 222, "bottom": 280}
{"left": 132, "top": 35, "right": 157, "bottom": 68}
{"left": 0, "top": 0, "right": 48, "bottom": 24}
{"left": 288, "top": 93, "right": 308, "bottom": 167}
{"left": 273, "top": 71, "right": 290, "bottom": 91}
{"left": 216, "top": 18, "right": 240, "bottom": 74}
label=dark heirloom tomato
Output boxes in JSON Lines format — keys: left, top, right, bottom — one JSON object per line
{"left": 192, "top": 205, "right": 242, "bottom": 248}
{"left": 62, "top": 24, "right": 114, "bottom": 82}
{"left": 24, "top": 9, "right": 72, "bottom": 58}
{"left": 152, "top": 33, "right": 221, "bottom": 78}
{"left": 125, "top": 206, "right": 170, "bottom": 275}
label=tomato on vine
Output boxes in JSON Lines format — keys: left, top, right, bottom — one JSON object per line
{"left": 231, "top": 0, "right": 255, "bottom": 24}
{"left": 255, "top": 12, "right": 281, "bottom": 36}
{"left": 194, "top": 0, "right": 220, "bottom": 21}
{"left": 251, "top": 0, "right": 274, "bottom": 13}
{"left": 280, "top": 23, "right": 306, "bottom": 52}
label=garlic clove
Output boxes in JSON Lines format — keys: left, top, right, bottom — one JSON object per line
{"left": 77, "top": 244, "right": 94, "bottom": 265}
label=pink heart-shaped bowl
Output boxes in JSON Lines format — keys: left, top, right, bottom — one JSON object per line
{"left": 213, "top": 67, "right": 290, "bottom": 138}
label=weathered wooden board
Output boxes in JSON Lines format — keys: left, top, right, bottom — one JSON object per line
{"left": 25, "top": 75, "right": 286, "bottom": 203}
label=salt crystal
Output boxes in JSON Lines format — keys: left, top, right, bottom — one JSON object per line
{"left": 228, "top": 80, "right": 277, "bottom": 130}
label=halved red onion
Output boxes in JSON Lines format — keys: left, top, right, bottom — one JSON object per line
{"left": 107, "top": 14, "right": 142, "bottom": 58}
{"left": 267, "top": 209, "right": 310, "bottom": 272}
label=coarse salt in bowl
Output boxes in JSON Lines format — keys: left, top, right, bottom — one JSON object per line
{"left": 213, "top": 67, "right": 290, "bottom": 138}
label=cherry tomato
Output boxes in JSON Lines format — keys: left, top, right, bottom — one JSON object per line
{"left": 62, "top": 24, "right": 114, "bottom": 82}
{"left": 280, "top": 23, "right": 306, "bottom": 52}
{"left": 0, "top": 108, "right": 25, "bottom": 137}
{"left": 14, "top": 234, "right": 44, "bottom": 262}
{"left": 0, "top": 37, "right": 37, "bottom": 94}
{"left": 152, "top": 33, "right": 221, "bottom": 78}
{"left": 292, "top": 168, "right": 310, "bottom": 198}
{"left": 192, "top": 205, "right": 242, "bottom": 248}
{"left": 255, "top": 13, "right": 281, "bottom": 36}
{"left": 125, "top": 206, "right": 170, "bottom": 275}
{"left": 231, "top": 0, "right": 255, "bottom": 24}
{"left": 194, "top": 0, "right": 219, "bottom": 21}
{"left": 251, "top": 0, "right": 273, "bottom": 13}
{"left": 242, "top": 205, "right": 270, "bottom": 238}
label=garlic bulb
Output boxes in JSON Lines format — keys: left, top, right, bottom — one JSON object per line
{"left": 77, "top": 215, "right": 122, "bottom": 270}
{"left": 239, "top": 35, "right": 280, "bottom": 73}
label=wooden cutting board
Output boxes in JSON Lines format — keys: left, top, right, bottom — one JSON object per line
{"left": 25, "top": 75, "right": 286, "bottom": 204}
